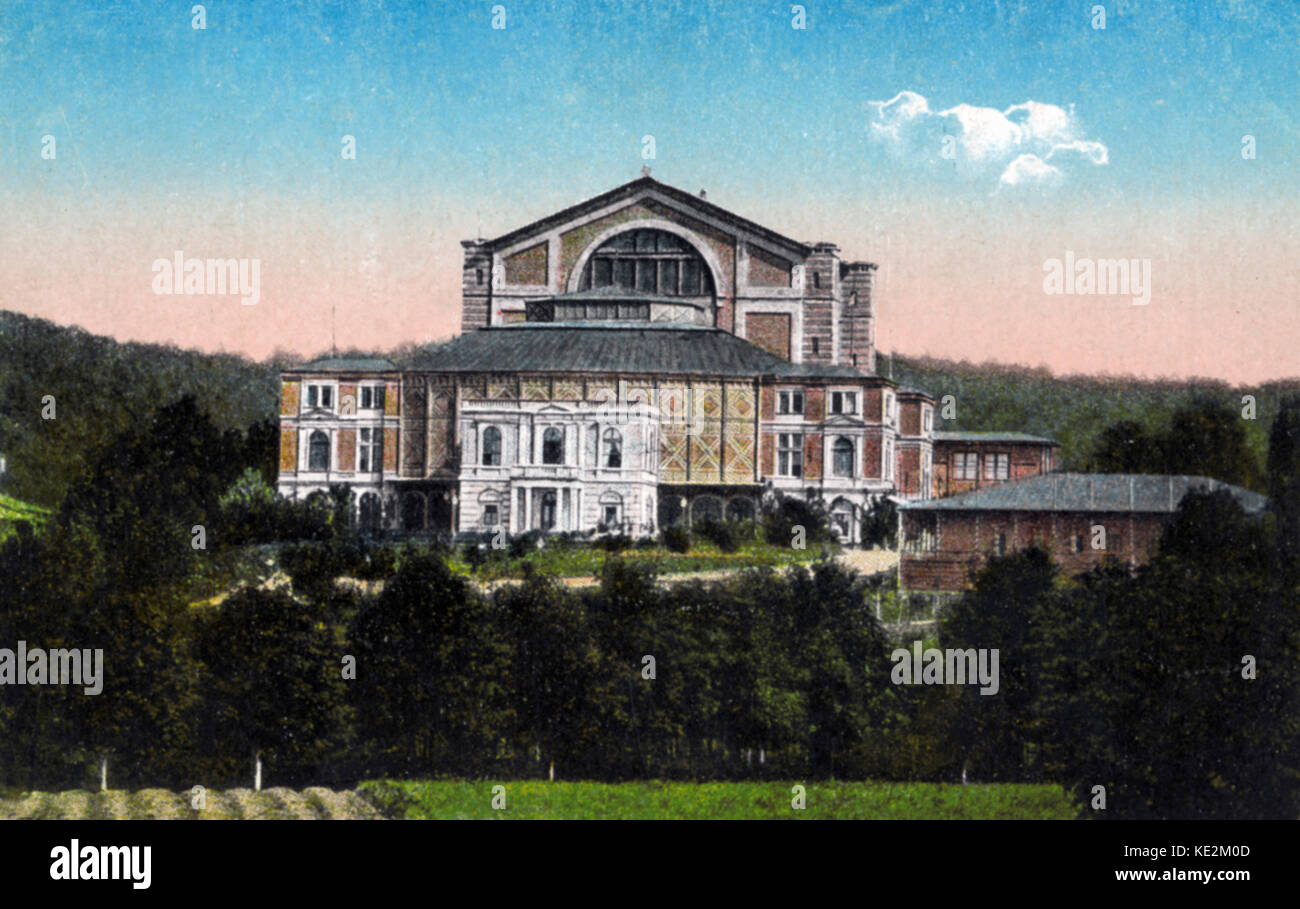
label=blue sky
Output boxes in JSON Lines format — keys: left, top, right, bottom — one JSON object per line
{"left": 1, "top": 0, "right": 1297, "bottom": 380}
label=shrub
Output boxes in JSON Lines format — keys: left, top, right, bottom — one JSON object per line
{"left": 599, "top": 534, "right": 633, "bottom": 553}
{"left": 661, "top": 524, "right": 692, "bottom": 553}
{"left": 694, "top": 518, "right": 740, "bottom": 553}
{"left": 761, "top": 493, "right": 834, "bottom": 546}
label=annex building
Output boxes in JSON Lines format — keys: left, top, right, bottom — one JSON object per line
{"left": 276, "top": 174, "right": 1054, "bottom": 542}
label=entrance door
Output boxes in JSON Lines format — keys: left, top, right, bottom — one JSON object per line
{"left": 539, "top": 490, "right": 557, "bottom": 531}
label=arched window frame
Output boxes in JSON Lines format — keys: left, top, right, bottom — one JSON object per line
{"left": 542, "top": 427, "right": 564, "bottom": 465}
{"left": 832, "top": 436, "right": 855, "bottom": 478}
{"left": 308, "top": 430, "right": 330, "bottom": 471}
{"left": 482, "top": 425, "right": 503, "bottom": 466}
{"left": 603, "top": 427, "right": 623, "bottom": 469}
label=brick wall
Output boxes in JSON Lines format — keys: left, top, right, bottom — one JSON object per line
{"left": 746, "top": 312, "right": 792, "bottom": 360}
{"left": 901, "top": 508, "right": 1173, "bottom": 591}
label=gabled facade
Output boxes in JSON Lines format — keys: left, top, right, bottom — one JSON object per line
{"left": 277, "top": 175, "right": 1061, "bottom": 543}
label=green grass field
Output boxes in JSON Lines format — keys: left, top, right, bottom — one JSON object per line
{"left": 359, "top": 780, "right": 1080, "bottom": 820}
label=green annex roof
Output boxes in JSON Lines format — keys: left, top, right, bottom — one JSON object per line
{"left": 900, "top": 473, "right": 1269, "bottom": 515}
{"left": 933, "top": 431, "right": 1059, "bottom": 445}
{"left": 294, "top": 357, "right": 398, "bottom": 372}
{"left": 408, "top": 324, "right": 865, "bottom": 380}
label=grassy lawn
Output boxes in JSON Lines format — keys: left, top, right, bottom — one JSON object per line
{"left": 359, "top": 780, "right": 1080, "bottom": 820}
{"left": 447, "top": 539, "right": 835, "bottom": 580}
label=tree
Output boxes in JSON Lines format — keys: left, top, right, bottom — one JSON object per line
{"left": 941, "top": 546, "right": 1058, "bottom": 782}
{"left": 349, "top": 552, "right": 509, "bottom": 776}
{"left": 1267, "top": 394, "right": 1300, "bottom": 579}
{"left": 1032, "top": 490, "right": 1300, "bottom": 818}
{"left": 1090, "top": 420, "right": 1150, "bottom": 473}
{"left": 194, "top": 588, "right": 345, "bottom": 787}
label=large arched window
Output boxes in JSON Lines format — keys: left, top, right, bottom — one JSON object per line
{"left": 832, "top": 437, "right": 854, "bottom": 478}
{"left": 578, "top": 229, "right": 715, "bottom": 297}
{"left": 482, "top": 426, "right": 502, "bottom": 466}
{"left": 603, "top": 428, "right": 622, "bottom": 468}
{"left": 542, "top": 427, "right": 564, "bottom": 465}
{"left": 308, "top": 430, "right": 330, "bottom": 471}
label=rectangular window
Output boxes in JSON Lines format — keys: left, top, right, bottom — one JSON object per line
{"left": 359, "top": 386, "right": 385, "bottom": 410}
{"left": 955, "top": 452, "right": 978, "bottom": 481}
{"left": 983, "top": 453, "right": 1010, "bottom": 481}
{"left": 636, "top": 258, "right": 657, "bottom": 292}
{"left": 615, "top": 259, "right": 635, "bottom": 289}
{"left": 777, "top": 433, "right": 803, "bottom": 478}
{"left": 922, "top": 408, "right": 932, "bottom": 432}
{"left": 358, "top": 428, "right": 382, "bottom": 473}
{"left": 483, "top": 504, "right": 499, "bottom": 526}
{"left": 659, "top": 259, "right": 678, "bottom": 294}
{"left": 681, "top": 259, "right": 701, "bottom": 295}
{"left": 883, "top": 439, "right": 894, "bottom": 481}
{"left": 830, "top": 392, "right": 857, "bottom": 415}
{"left": 306, "top": 385, "right": 333, "bottom": 410}
{"left": 777, "top": 390, "right": 804, "bottom": 415}
{"left": 593, "top": 258, "right": 613, "bottom": 288}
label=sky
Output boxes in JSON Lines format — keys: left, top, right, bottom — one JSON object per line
{"left": 0, "top": 0, "right": 1297, "bottom": 383}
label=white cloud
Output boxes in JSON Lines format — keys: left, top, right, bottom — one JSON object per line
{"left": 999, "top": 154, "right": 1062, "bottom": 188}
{"left": 1046, "top": 139, "right": 1110, "bottom": 166}
{"left": 866, "top": 91, "right": 1108, "bottom": 188}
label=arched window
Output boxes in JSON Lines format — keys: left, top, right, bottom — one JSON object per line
{"left": 542, "top": 427, "right": 564, "bottom": 465}
{"left": 308, "top": 430, "right": 330, "bottom": 471}
{"left": 578, "top": 229, "right": 715, "bottom": 297}
{"left": 833, "top": 437, "right": 854, "bottom": 478}
{"left": 482, "top": 426, "right": 502, "bottom": 466}
{"left": 603, "top": 428, "right": 622, "bottom": 468}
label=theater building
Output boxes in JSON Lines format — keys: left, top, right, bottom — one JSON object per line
{"left": 275, "top": 174, "right": 1052, "bottom": 541}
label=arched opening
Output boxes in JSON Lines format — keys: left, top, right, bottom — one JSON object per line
{"left": 539, "top": 490, "right": 557, "bottom": 530}
{"left": 578, "top": 228, "right": 716, "bottom": 298}
{"left": 833, "top": 437, "right": 855, "bottom": 478}
{"left": 308, "top": 430, "right": 330, "bottom": 471}
{"left": 603, "top": 428, "right": 622, "bottom": 468}
{"left": 598, "top": 491, "right": 623, "bottom": 531}
{"left": 482, "top": 426, "right": 502, "bottom": 466}
{"left": 829, "top": 497, "right": 856, "bottom": 542}
{"left": 725, "top": 496, "right": 756, "bottom": 523}
{"left": 690, "top": 495, "right": 724, "bottom": 526}
{"left": 542, "top": 427, "right": 564, "bottom": 465}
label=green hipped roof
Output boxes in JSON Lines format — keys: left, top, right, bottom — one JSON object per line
{"left": 900, "top": 473, "right": 1269, "bottom": 515}
{"left": 408, "top": 324, "right": 866, "bottom": 380}
{"left": 294, "top": 357, "right": 398, "bottom": 372}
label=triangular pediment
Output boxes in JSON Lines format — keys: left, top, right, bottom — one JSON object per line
{"left": 484, "top": 177, "right": 809, "bottom": 258}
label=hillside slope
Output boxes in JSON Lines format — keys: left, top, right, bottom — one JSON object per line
{"left": 881, "top": 353, "right": 1298, "bottom": 476}
{"left": 0, "top": 310, "right": 279, "bottom": 507}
